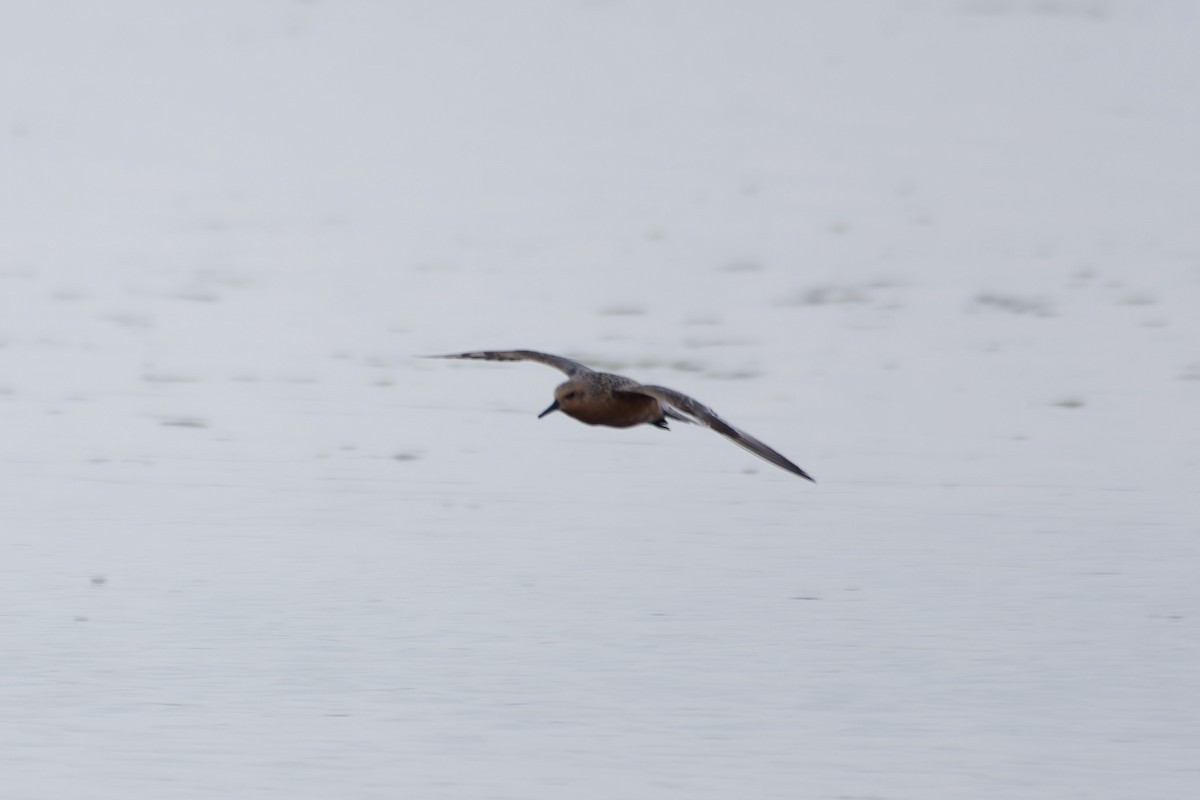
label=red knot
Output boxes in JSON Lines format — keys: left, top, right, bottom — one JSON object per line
{"left": 427, "top": 349, "right": 814, "bottom": 481}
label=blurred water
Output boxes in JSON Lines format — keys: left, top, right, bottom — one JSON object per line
{"left": 2, "top": 2, "right": 1199, "bottom": 799}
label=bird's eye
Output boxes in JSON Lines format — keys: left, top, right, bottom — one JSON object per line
{"left": 565, "top": 391, "right": 577, "bottom": 399}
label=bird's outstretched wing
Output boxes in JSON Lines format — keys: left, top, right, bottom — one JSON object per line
{"left": 424, "top": 350, "right": 593, "bottom": 377}
{"left": 620, "top": 384, "right": 814, "bottom": 481}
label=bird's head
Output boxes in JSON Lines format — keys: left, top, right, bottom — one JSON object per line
{"left": 538, "top": 380, "right": 588, "bottom": 419}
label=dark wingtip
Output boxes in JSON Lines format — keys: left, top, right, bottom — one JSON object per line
{"left": 780, "top": 460, "right": 815, "bottom": 482}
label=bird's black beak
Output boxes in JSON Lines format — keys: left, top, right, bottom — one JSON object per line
{"left": 538, "top": 400, "right": 560, "bottom": 419}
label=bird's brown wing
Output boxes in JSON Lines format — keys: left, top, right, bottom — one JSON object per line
{"left": 619, "top": 384, "right": 814, "bottom": 481}
{"left": 424, "top": 350, "right": 593, "bottom": 377}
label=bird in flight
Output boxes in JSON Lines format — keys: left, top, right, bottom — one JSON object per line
{"left": 426, "top": 349, "right": 813, "bottom": 481}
